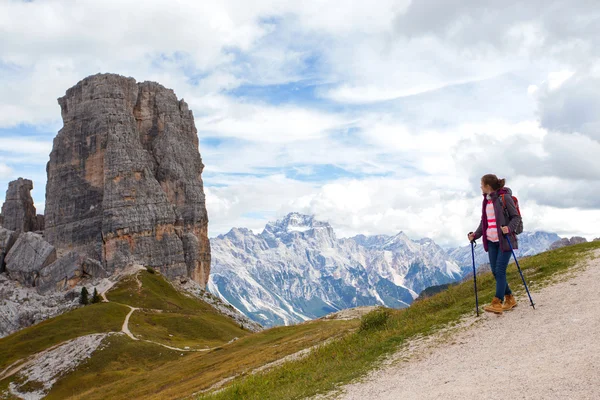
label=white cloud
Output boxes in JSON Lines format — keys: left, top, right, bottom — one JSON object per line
{"left": 0, "top": 163, "right": 12, "bottom": 179}
{"left": 547, "top": 70, "right": 575, "bottom": 91}
{"left": 0, "top": 138, "right": 53, "bottom": 156}
{"left": 205, "top": 174, "right": 318, "bottom": 235}
{"left": 1, "top": 0, "right": 599, "bottom": 247}
{"left": 536, "top": 71, "right": 600, "bottom": 141}
{"left": 196, "top": 100, "right": 352, "bottom": 143}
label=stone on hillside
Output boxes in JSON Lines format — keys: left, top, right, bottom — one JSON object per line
{"left": 36, "top": 251, "right": 83, "bottom": 294}
{"left": 82, "top": 258, "right": 107, "bottom": 278}
{"left": 1, "top": 178, "right": 41, "bottom": 233}
{"left": 0, "top": 227, "right": 18, "bottom": 273}
{"left": 36, "top": 251, "right": 107, "bottom": 294}
{"left": 594, "top": 237, "right": 600, "bottom": 242}
{"left": 44, "top": 73, "right": 210, "bottom": 287}
{"left": 5, "top": 232, "right": 57, "bottom": 287}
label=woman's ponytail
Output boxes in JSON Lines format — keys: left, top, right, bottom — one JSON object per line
{"left": 481, "top": 174, "right": 505, "bottom": 190}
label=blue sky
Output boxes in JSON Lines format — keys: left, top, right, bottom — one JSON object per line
{"left": 1, "top": 0, "right": 600, "bottom": 247}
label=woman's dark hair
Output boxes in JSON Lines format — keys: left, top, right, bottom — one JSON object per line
{"left": 481, "top": 174, "right": 505, "bottom": 191}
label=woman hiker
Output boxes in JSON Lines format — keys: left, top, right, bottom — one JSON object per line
{"left": 468, "top": 174, "right": 522, "bottom": 314}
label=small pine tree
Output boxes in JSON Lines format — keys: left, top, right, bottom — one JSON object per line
{"left": 91, "top": 288, "right": 101, "bottom": 304}
{"left": 80, "top": 287, "right": 89, "bottom": 305}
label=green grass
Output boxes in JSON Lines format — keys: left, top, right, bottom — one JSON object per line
{"left": 198, "top": 241, "right": 600, "bottom": 400}
{"left": 46, "top": 334, "right": 185, "bottom": 400}
{"left": 111, "top": 270, "right": 250, "bottom": 349}
{"left": 46, "top": 319, "right": 357, "bottom": 400}
{"left": 107, "top": 270, "right": 215, "bottom": 313}
{"left": 0, "top": 378, "right": 20, "bottom": 399}
{"left": 129, "top": 309, "right": 248, "bottom": 349}
{"left": 0, "top": 302, "right": 129, "bottom": 372}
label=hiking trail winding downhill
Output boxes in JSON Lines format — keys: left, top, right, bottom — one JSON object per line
{"left": 107, "top": 272, "right": 214, "bottom": 353}
{"left": 327, "top": 249, "right": 600, "bottom": 400}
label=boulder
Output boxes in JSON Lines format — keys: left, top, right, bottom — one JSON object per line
{"left": 0, "top": 227, "right": 18, "bottom": 273}
{"left": 36, "top": 251, "right": 84, "bottom": 294}
{"left": 5, "top": 232, "right": 57, "bottom": 287}
{"left": 37, "top": 251, "right": 109, "bottom": 294}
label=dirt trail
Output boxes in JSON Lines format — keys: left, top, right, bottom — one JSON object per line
{"left": 115, "top": 278, "right": 214, "bottom": 353}
{"left": 121, "top": 306, "right": 139, "bottom": 341}
{"left": 334, "top": 250, "right": 600, "bottom": 400}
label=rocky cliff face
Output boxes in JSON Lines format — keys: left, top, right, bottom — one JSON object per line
{"left": 44, "top": 73, "right": 210, "bottom": 287}
{"left": 0, "top": 178, "right": 43, "bottom": 233}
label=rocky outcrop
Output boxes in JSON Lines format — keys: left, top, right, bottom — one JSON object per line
{"left": 0, "top": 273, "right": 80, "bottom": 338}
{"left": 549, "top": 236, "right": 588, "bottom": 250}
{"left": 5, "top": 232, "right": 57, "bottom": 287}
{"left": 0, "top": 178, "right": 42, "bottom": 233}
{"left": 36, "top": 251, "right": 108, "bottom": 294}
{"left": 0, "top": 227, "right": 17, "bottom": 273}
{"left": 44, "top": 73, "right": 210, "bottom": 287}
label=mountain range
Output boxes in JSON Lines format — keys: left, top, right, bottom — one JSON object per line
{"left": 208, "top": 213, "right": 560, "bottom": 327}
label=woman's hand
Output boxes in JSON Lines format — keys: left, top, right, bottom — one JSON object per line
{"left": 501, "top": 226, "right": 509, "bottom": 234}
{"left": 468, "top": 232, "right": 475, "bottom": 242}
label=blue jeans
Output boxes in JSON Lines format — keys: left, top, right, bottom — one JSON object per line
{"left": 487, "top": 241, "right": 512, "bottom": 300}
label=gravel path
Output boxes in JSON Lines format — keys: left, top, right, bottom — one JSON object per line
{"left": 121, "top": 306, "right": 139, "bottom": 341}
{"left": 337, "top": 250, "right": 600, "bottom": 400}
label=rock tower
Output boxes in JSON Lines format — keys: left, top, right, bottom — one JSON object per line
{"left": 44, "top": 73, "right": 211, "bottom": 287}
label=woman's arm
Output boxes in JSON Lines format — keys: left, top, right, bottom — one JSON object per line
{"left": 473, "top": 220, "right": 483, "bottom": 240}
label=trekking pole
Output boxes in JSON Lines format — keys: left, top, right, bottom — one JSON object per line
{"left": 470, "top": 240, "right": 480, "bottom": 316}
{"left": 503, "top": 232, "right": 535, "bottom": 309}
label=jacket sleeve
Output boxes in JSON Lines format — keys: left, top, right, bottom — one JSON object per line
{"left": 504, "top": 195, "right": 521, "bottom": 233}
{"left": 473, "top": 219, "right": 483, "bottom": 240}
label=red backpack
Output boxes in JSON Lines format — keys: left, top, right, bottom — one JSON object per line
{"left": 501, "top": 194, "right": 523, "bottom": 234}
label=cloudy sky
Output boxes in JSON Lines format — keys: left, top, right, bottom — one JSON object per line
{"left": 1, "top": 0, "right": 599, "bottom": 247}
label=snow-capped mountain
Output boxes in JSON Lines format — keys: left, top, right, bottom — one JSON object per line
{"left": 208, "top": 213, "right": 560, "bottom": 327}
{"left": 447, "top": 231, "right": 561, "bottom": 270}
{"left": 208, "top": 213, "right": 463, "bottom": 327}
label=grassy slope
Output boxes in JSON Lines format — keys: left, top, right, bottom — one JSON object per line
{"left": 198, "top": 241, "right": 600, "bottom": 400}
{"left": 48, "top": 319, "right": 357, "bottom": 400}
{"left": 0, "top": 270, "right": 253, "bottom": 399}
{"left": 106, "top": 271, "right": 215, "bottom": 313}
{"left": 128, "top": 310, "right": 246, "bottom": 349}
{"left": 0, "top": 302, "right": 128, "bottom": 372}
{"left": 1, "top": 269, "right": 354, "bottom": 399}
{"left": 107, "top": 271, "right": 250, "bottom": 348}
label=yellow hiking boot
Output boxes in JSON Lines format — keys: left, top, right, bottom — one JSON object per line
{"left": 483, "top": 297, "right": 503, "bottom": 314}
{"left": 502, "top": 294, "right": 517, "bottom": 311}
